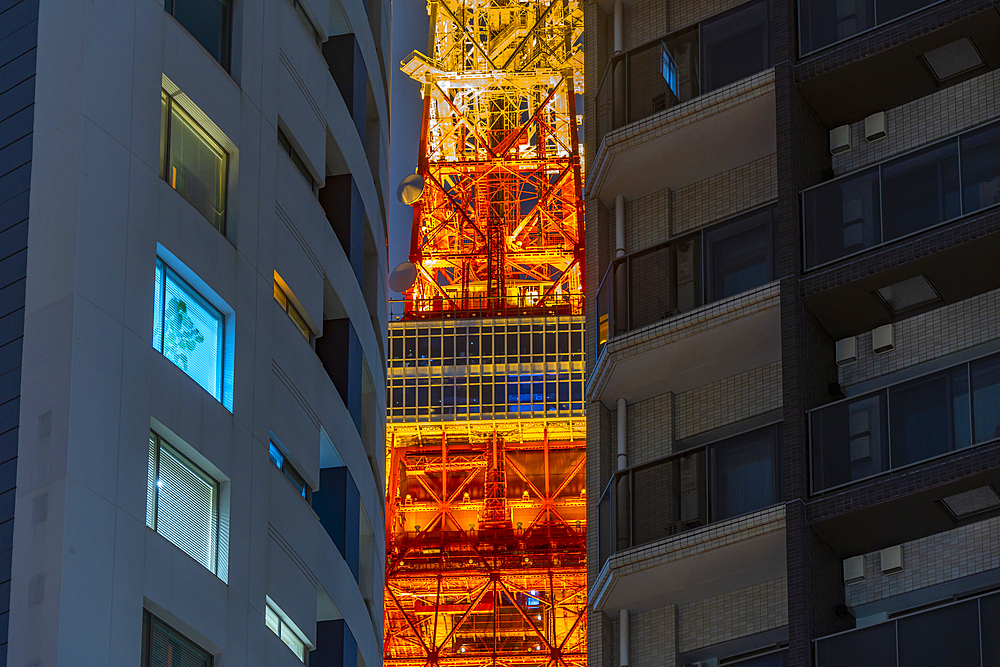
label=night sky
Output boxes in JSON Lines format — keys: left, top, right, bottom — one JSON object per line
{"left": 387, "top": 0, "right": 430, "bottom": 297}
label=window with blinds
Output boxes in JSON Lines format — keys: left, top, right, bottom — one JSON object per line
{"left": 160, "top": 90, "right": 229, "bottom": 233}
{"left": 265, "top": 601, "right": 307, "bottom": 662}
{"left": 142, "top": 610, "right": 213, "bottom": 667}
{"left": 147, "top": 431, "right": 220, "bottom": 575}
{"left": 153, "top": 258, "right": 226, "bottom": 404}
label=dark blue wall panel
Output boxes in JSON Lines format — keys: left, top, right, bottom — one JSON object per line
{"left": 0, "top": 0, "right": 35, "bottom": 662}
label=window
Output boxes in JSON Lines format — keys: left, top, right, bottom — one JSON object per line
{"left": 704, "top": 208, "right": 774, "bottom": 302}
{"left": 880, "top": 140, "right": 960, "bottom": 241}
{"left": 160, "top": 91, "right": 229, "bottom": 233}
{"left": 290, "top": 0, "right": 323, "bottom": 46}
{"left": 164, "top": 0, "right": 232, "bottom": 69}
{"left": 274, "top": 279, "right": 311, "bottom": 341}
{"left": 811, "top": 350, "right": 1000, "bottom": 492}
{"left": 147, "top": 431, "right": 221, "bottom": 575}
{"left": 269, "top": 442, "right": 308, "bottom": 499}
{"left": 709, "top": 426, "right": 782, "bottom": 521}
{"left": 266, "top": 601, "right": 307, "bottom": 662}
{"left": 142, "top": 611, "right": 213, "bottom": 667}
{"left": 278, "top": 127, "right": 317, "bottom": 193}
{"left": 802, "top": 167, "right": 881, "bottom": 268}
{"left": 960, "top": 122, "right": 1000, "bottom": 214}
{"left": 700, "top": 0, "right": 770, "bottom": 92}
{"left": 153, "top": 258, "right": 227, "bottom": 405}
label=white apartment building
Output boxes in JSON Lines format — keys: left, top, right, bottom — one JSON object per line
{"left": 0, "top": 0, "right": 390, "bottom": 664}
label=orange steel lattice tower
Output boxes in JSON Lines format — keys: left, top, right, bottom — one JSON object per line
{"left": 386, "top": 4, "right": 586, "bottom": 667}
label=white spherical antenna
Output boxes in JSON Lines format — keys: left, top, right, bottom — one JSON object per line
{"left": 397, "top": 173, "right": 425, "bottom": 205}
{"left": 389, "top": 262, "right": 418, "bottom": 293}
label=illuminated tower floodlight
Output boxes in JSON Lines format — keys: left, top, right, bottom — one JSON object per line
{"left": 385, "top": 4, "right": 586, "bottom": 667}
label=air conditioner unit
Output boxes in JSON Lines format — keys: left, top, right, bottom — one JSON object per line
{"left": 830, "top": 124, "right": 851, "bottom": 155}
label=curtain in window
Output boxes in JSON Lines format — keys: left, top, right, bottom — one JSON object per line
{"left": 144, "top": 611, "right": 213, "bottom": 667}
{"left": 153, "top": 260, "right": 224, "bottom": 401}
{"left": 166, "top": 102, "right": 227, "bottom": 232}
{"left": 710, "top": 428, "right": 778, "bottom": 521}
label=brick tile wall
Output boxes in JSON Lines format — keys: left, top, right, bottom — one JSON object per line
{"left": 845, "top": 515, "right": 1000, "bottom": 607}
{"left": 674, "top": 362, "right": 783, "bottom": 441}
{"left": 626, "top": 392, "right": 673, "bottom": 467}
{"left": 673, "top": 154, "right": 778, "bottom": 237}
{"left": 632, "top": 604, "right": 679, "bottom": 667}
{"left": 678, "top": 578, "right": 788, "bottom": 652}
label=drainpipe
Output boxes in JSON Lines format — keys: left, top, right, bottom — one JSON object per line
{"left": 619, "top": 608, "right": 630, "bottom": 667}
{"left": 617, "top": 397, "right": 627, "bottom": 471}
{"left": 615, "top": 195, "right": 625, "bottom": 258}
{"left": 613, "top": 0, "right": 623, "bottom": 54}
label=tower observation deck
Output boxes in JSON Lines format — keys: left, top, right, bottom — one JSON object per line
{"left": 385, "top": 3, "right": 586, "bottom": 667}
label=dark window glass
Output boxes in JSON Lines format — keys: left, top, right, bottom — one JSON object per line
{"left": 390, "top": 337, "right": 402, "bottom": 363}
{"left": 705, "top": 209, "right": 773, "bottom": 301}
{"left": 632, "top": 460, "right": 675, "bottom": 546}
{"left": 710, "top": 426, "right": 781, "bottom": 521}
{"left": 482, "top": 334, "right": 492, "bottom": 357}
{"left": 391, "top": 388, "right": 402, "bottom": 408}
{"left": 816, "top": 621, "right": 896, "bottom": 667}
{"left": 570, "top": 331, "right": 582, "bottom": 354}
{"left": 876, "top": 0, "right": 935, "bottom": 23}
{"left": 803, "top": 167, "right": 881, "bottom": 268}
{"left": 981, "top": 592, "right": 1000, "bottom": 665}
{"left": 888, "top": 366, "right": 970, "bottom": 467}
{"left": 598, "top": 489, "right": 611, "bottom": 566}
{"left": 143, "top": 611, "right": 213, "bottom": 667}
{"left": 960, "top": 122, "right": 1000, "bottom": 214}
{"left": 881, "top": 140, "right": 960, "bottom": 241}
{"left": 494, "top": 334, "right": 505, "bottom": 357}
{"left": 700, "top": 0, "right": 770, "bottom": 92}
{"left": 811, "top": 393, "right": 889, "bottom": 491}
{"left": 166, "top": 0, "right": 231, "bottom": 69}
{"left": 732, "top": 651, "right": 787, "bottom": 667}
{"left": 798, "top": 0, "right": 874, "bottom": 54}
{"left": 971, "top": 353, "right": 1000, "bottom": 443}
{"left": 897, "top": 600, "right": 980, "bottom": 667}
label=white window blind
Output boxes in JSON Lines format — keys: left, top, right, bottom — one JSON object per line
{"left": 147, "top": 431, "right": 220, "bottom": 574}
{"left": 152, "top": 259, "right": 225, "bottom": 403}
{"left": 160, "top": 91, "right": 228, "bottom": 233}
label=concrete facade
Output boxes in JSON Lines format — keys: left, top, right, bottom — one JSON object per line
{"left": 4, "top": 0, "right": 390, "bottom": 665}
{"left": 586, "top": 0, "right": 1000, "bottom": 666}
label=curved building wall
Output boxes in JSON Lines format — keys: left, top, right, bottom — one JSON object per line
{"left": 5, "top": 0, "right": 390, "bottom": 665}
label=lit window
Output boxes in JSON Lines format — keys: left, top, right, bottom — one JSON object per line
{"left": 153, "top": 258, "right": 228, "bottom": 405}
{"left": 269, "top": 442, "right": 308, "bottom": 499}
{"left": 164, "top": 0, "right": 232, "bottom": 69}
{"left": 277, "top": 127, "right": 317, "bottom": 193}
{"left": 274, "top": 279, "right": 311, "bottom": 341}
{"left": 160, "top": 90, "right": 229, "bottom": 233}
{"left": 265, "top": 601, "right": 307, "bottom": 662}
{"left": 146, "top": 431, "right": 222, "bottom": 576}
{"left": 142, "top": 611, "right": 213, "bottom": 667}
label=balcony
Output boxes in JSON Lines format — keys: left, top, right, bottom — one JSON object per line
{"left": 815, "top": 589, "right": 1000, "bottom": 667}
{"left": 811, "top": 349, "right": 1000, "bottom": 494}
{"left": 589, "top": 207, "right": 781, "bottom": 404}
{"left": 804, "top": 120, "right": 1000, "bottom": 271}
{"left": 588, "top": 0, "right": 775, "bottom": 203}
{"left": 798, "top": 0, "right": 949, "bottom": 56}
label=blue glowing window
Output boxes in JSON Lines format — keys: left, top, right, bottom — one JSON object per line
{"left": 661, "top": 45, "right": 679, "bottom": 98}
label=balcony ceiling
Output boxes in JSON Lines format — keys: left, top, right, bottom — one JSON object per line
{"left": 590, "top": 287, "right": 782, "bottom": 408}
{"left": 588, "top": 90, "right": 777, "bottom": 206}
{"left": 797, "top": 9, "right": 1000, "bottom": 128}
{"left": 592, "top": 519, "right": 787, "bottom": 613}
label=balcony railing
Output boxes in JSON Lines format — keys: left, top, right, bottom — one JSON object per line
{"left": 594, "top": 0, "right": 771, "bottom": 147}
{"left": 815, "top": 588, "right": 1000, "bottom": 666}
{"left": 596, "top": 206, "right": 775, "bottom": 358}
{"left": 810, "top": 349, "right": 1000, "bottom": 493}
{"left": 799, "top": 0, "right": 947, "bottom": 56}
{"left": 598, "top": 425, "right": 782, "bottom": 568}
{"left": 802, "top": 119, "right": 1000, "bottom": 270}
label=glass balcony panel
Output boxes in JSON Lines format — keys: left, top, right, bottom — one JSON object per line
{"left": 798, "top": 0, "right": 875, "bottom": 54}
{"left": 632, "top": 460, "right": 677, "bottom": 546}
{"left": 628, "top": 246, "right": 673, "bottom": 330}
{"left": 700, "top": 0, "right": 770, "bottom": 91}
{"left": 875, "top": 0, "right": 936, "bottom": 23}
{"left": 628, "top": 42, "right": 672, "bottom": 126}
{"left": 803, "top": 167, "right": 881, "bottom": 268}
{"left": 598, "top": 488, "right": 611, "bottom": 567}
{"left": 960, "top": 122, "right": 1000, "bottom": 214}
{"left": 709, "top": 427, "right": 781, "bottom": 522}
{"left": 704, "top": 208, "right": 773, "bottom": 302}
{"left": 615, "top": 474, "right": 631, "bottom": 552}
{"left": 880, "top": 140, "right": 960, "bottom": 242}
{"left": 971, "top": 353, "right": 1000, "bottom": 443}
{"left": 980, "top": 593, "right": 1000, "bottom": 665}
{"left": 811, "top": 393, "right": 888, "bottom": 491}
{"left": 815, "top": 621, "right": 897, "bottom": 667}
{"left": 896, "top": 599, "right": 980, "bottom": 667}
{"left": 888, "top": 366, "right": 970, "bottom": 467}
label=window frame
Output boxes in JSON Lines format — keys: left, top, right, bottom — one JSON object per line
{"left": 142, "top": 610, "right": 214, "bottom": 667}
{"left": 146, "top": 430, "right": 222, "bottom": 576}
{"left": 164, "top": 0, "right": 234, "bottom": 71}
{"left": 153, "top": 257, "right": 228, "bottom": 406}
{"left": 277, "top": 126, "right": 318, "bottom": 194}
{"left": 265, "top": 600, "right": 308, "bottom": 662}
{"left": 273, "top": 279, "right": 312, "bottom": 342}
{"left": 160, "top": 90, "right": 231, "bottom": 234}
{"left": 269, "top": 441, "right": 309, "bottom": 500}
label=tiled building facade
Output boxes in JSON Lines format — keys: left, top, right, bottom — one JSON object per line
{"left": 585, "top": 0, "right": 1000, "bottom": 666}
